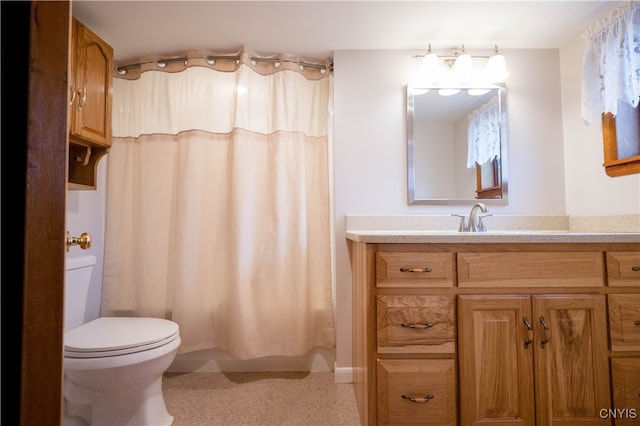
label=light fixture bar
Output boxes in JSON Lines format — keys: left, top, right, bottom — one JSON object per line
{"left": 413, "top": 43, "right": 509, "bottom": 83}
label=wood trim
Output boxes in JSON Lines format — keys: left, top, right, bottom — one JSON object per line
{"left": 349, "top": 240, "right": 378, "bottom": 426}
{"left": 603, "top": 155, "right": 640, "bottom": 177}
{"left": 475, "top": 158, "right": 502, "bottom": 199}
{"left": 20, "top": 2, "right": 70, "bottom": 425}
{"left": 602, "top": 105, "right": 640, "bottom": 177}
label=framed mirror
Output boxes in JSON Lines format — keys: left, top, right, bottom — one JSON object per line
{"left": 407, "top": 84, "right": 508, "bottom": 205}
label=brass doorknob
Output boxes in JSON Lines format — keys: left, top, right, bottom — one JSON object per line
{"left": 66, "top": 231, "right": 92, "bottom": 252}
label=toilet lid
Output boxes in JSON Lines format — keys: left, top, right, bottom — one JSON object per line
{"left": 64, "top": 317, "right": 180, "bottom": 358}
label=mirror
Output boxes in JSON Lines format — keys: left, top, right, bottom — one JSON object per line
{"left": 407, "top": 84, "right": 508, "bottom": 205}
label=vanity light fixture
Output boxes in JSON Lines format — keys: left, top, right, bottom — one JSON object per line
{"left": 421, "top": 44, "right": 440, "bottom": 78}
{"left": 486, "top": 44, "right": 510, "bottom": 82}
{"left": 414, "top": 44, "right": 509, "bottom": 85}
{"left": 453, "top": 45, "right": 473, "bottom": 82}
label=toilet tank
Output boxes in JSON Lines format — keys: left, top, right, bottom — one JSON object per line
{"left": 64, "top": 255, "right": 96, "bottom": 331}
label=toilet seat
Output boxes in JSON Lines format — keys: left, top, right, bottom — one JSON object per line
{"left": 64, "top": 317, "right": 180, "bottom": 358}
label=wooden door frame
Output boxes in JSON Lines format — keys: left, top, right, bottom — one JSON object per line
{"left": 2, "top": 2, "right": 70, "bottom": 425}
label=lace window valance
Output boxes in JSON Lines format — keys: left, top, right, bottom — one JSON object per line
{"left": 582, "top": 2, "right": 640, "bottom": 125}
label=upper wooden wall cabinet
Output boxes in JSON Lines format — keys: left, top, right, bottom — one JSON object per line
{"left": 68, "top": 18, "right": 113, "bottom": 189}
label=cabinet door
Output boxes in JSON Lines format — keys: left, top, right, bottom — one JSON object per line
{"left": 70, "top": 18, "right": 113, "bottom": 147}
{"left": 458, "top": 295, "right": 535, "bottom": 425}
{"left": 533, "top": 295, "right": 611, "bottom": 425}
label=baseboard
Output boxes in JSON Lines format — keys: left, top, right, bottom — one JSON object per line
{"left": 333, "top": 364, "right": 353, "bottom": 383}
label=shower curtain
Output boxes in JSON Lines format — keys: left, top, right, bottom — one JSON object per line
{"left": 101, "top": 48, "right": 335, "bottom": 359}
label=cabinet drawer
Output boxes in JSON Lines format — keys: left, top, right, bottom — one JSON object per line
{"left": 607, "top": 251, "right": 640, "bottom": 287}
{"left": 610, "top": 358, "right": 640, "bottom": 426}
{"left": 377, "top": 359, "right": 456, "bottom": 426}
{"left": 377, "top": 295, "right": 455, "bottom": 354}
{"left": 457, "top": 252, "right": 604, "bottom": 288}
{"left": 609, "top": 294, "right": 640, "bottom": 351}
{"left": 376, "top": 252, "right": 453, "bottom": 288}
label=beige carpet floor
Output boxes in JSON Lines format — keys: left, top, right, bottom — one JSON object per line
{"left": 162, "top": 372, "right": 361, "bottom": 426}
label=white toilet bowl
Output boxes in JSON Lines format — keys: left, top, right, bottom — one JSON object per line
{"left": 63, "top": 317, "right": 180, "bottom": 426}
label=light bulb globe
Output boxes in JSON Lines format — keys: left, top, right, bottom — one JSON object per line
{"left": 487, "top": 53, "right": 509, "bottom": 82}
{"left": 421, "top": 52, "right": 440, "bottom": 80}
{"left": 454, "top": 53, "right": 473, "bottom": 81}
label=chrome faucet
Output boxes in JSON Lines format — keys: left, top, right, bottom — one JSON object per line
{"left": 468, "top": 202, "right": 488, "bottom": 232}
{"left": 453, "top": 203, "right": 491, "bottom": 232}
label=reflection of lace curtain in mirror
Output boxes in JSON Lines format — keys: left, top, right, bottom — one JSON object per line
{"left": 467, "top": 96, "right": 500, "bottom": 169}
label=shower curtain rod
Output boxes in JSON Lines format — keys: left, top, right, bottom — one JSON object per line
{"left": 116, "top": 55, "right": 334, "bottom": 75}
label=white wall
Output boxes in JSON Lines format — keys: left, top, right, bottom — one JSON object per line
{"left": 65, "top": 157, "right": 108, "bottom": 330}
{"left": 416, "top": 121, "right": 456, "bottom": 198}
{"left": 560, "top": 35, "right": 640, "bottom": 215}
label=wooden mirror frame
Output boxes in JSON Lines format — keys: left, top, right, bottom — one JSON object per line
{"left": 601, "top": 102, "right": 640, "bottom": 177}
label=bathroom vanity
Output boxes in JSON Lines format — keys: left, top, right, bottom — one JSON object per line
{"left": 347, "top": 230, "right": 640, "bottom": 426}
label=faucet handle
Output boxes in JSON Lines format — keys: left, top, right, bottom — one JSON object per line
{"left": 477, "top": 214, "right": 492, "bottom": 232}
{"left": 452, "top": 214, "right": 468, "bottom": 232}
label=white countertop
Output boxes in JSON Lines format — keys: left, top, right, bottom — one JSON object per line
{"left": 346, "top": 230, "right": 640, "bottom": 244}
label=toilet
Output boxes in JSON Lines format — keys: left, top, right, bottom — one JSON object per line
{"left": 63, "top": 255, "right": 181, "bottom": 426}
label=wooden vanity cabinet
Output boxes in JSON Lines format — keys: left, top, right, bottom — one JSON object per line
{"left": 606, "top": 251, "right": 640, "bottom": 425}
{"left": 350, "top": 241, "right": 639, "bottom": 426}
{"left": 68, "top": 18, "right": 113, "bottom": 189}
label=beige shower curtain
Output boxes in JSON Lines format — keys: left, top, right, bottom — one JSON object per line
{"left": 101, "top": 48, "right": 335, "bottom": 359}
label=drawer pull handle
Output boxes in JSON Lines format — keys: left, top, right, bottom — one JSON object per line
{"left": 401, "top": 322, "right": 434, "bottom": 329}
{"left": 76, "top": 84, "right": 87, "bottom": 111}
{"left": 523, "top": 316, "right": 534, "bottom": 349}
{"left": 401, "top": 394, "right": 434, "bottom": 403}
{"left": 400, "top": 267, "right": 432, "bottom": 273}
{"left": 632, "top": 266, "right": 640, "bottom": 272}
{"left": 69, "top": 85, "right": 76, "bottom": 106}
{"left": 539, "top": 316, "right": 550, "bottom": 348}
{"left": 634, "top": 320, "right": 640, "bottom": 326}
